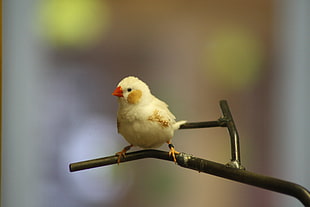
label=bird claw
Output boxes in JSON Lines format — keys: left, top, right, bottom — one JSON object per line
{"left": 115, "top": 151, "right": 126, "bottom": 164}
{"left": 168, "top": 143, "right": 179, "bottom": 163}
{"left": 115, "top": 145, "right": 133, "bottom": 164}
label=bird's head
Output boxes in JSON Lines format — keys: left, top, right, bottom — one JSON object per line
{"left": 112, "top": 76, "right": 151, "bottom": 105}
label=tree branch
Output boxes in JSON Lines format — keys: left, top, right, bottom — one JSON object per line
{"left": 69, "top": 149, "right": 310, "bottom": 206}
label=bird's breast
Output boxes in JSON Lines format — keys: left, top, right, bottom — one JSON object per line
{"left": 117, "top": 109, "right": 174, "bottom": 148}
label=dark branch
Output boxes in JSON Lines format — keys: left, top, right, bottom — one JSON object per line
{"left": 69, "top": 149, "right": 310, "bottom": 206}
{"left": 179, "top": 120, "right": 225, "bottom": 129}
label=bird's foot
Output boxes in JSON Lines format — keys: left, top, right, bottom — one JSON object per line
{"left": 167, "top": 142, "right": 179, "bottom": 163}
{"left": 115, "top": 145, "right": 133, "bottom": 164}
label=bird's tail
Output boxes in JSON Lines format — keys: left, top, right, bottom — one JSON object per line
{"left": 173, "top": 120, "right": 187, "bottom": 130}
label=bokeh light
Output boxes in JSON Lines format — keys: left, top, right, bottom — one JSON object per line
{"left": 38, "top": 0, "right": 110, "bottom": 49}
{"left": 203, "top": 26, "right": 265, "bottom": 90}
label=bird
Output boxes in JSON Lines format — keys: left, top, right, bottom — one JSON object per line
{"left": 112, "top": 76, "right": 186, "bottom": 163}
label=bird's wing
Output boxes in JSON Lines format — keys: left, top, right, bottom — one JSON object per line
{"left": 152, "top": 97, "right": 176, "bottom": 121}
{"left": 151, "top": 97, "right": 187, "bottom": 130}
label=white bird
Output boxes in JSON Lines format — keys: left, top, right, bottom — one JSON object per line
{"left": 112, "top": 76, "right": 186, "bottom": 163}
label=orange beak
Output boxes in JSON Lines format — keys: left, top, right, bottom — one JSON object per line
{"left": 112, "top": 86, "right": 123, "bottom": 97}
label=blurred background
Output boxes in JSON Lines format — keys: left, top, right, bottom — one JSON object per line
{"left": 2, "top": 0, "right": 309, "bottom": 206}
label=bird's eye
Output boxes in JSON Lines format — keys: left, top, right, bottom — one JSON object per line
{"left": 127, "top": 88, "right": 132, "bottom": 92}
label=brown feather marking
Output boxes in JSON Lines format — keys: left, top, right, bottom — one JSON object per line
{"left": 127, "top": 89, "right": 142, "bottom": 104}
{"left": 148, "top": 109, "right": 170, "bottom": 128}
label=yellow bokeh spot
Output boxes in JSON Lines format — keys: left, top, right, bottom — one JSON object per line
{"left": 203, "top": 27, "right": 264, "bottom": 90}
{"left": 38, "top": 0, "right": 110, "bottom": 48}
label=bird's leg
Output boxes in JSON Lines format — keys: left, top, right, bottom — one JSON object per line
{"left": 116, "top": 145, "right": 133, "bottom": 164}
{"left": 167, "top": 141, "right": 179, "bottom": 163}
